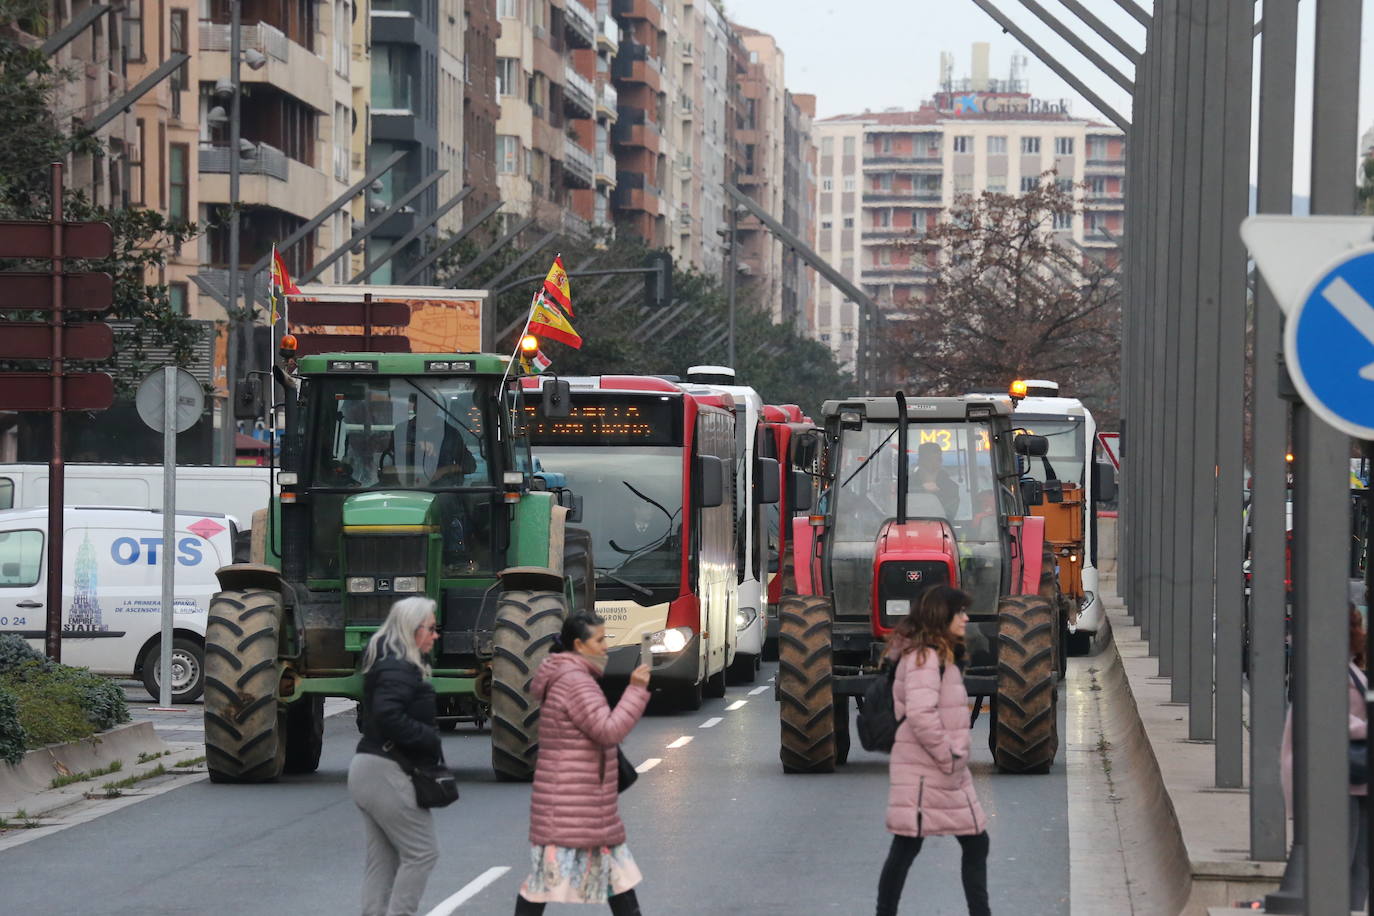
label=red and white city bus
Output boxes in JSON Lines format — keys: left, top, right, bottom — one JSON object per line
{"left": 524, "top": 376, "right": 737, "bottom": 709}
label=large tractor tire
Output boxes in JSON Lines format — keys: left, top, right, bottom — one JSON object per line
{"left": 777, "top": 594, "right": 837, "bottom": 774}
{"left": 282, "top": 695, "right": 325, "bottom": 775}
{"left": 204, "top": 589, "right": 285, "bottom": 783}
{"left": 991, "top": 594, "right": 1059, "bottom": 774}
{"left": 491, "top": 589, "right": 567, "bottom": 781}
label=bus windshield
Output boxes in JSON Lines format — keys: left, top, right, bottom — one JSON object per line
{"left": 830, "top": 421, "right": 1005, "bottom": 615}
{"left": 308, "top": 376, "right": 492, "bottom": 489}
{"left": 1015, "top": 416, "right": 1086, "bottom": 486}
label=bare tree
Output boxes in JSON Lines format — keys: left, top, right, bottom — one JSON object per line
{"left": 883, "top": 178, "right": 1122, "bottom": 425}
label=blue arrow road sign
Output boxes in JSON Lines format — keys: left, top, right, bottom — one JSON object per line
{"left": 1288, "top": 246, "right": 1374, "bottom": 439}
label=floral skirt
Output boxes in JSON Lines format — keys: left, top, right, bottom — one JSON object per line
{"left": 519, "top": 843, "right": 643, "bottom": 904}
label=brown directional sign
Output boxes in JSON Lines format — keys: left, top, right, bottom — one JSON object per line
{"left": 0, "top": 372, "right": 115, "bottom": 411}
{"left": 0, "top": 220, "right": 114, "bottom": 259}
{"left": 289, "top": 300, "right": 411, "bottom": 326}
{"left": 293, "top": 334, "right": 412, "bottom": 357}
{"left": 0, "top": 272, "right": 115, "bottom": 312}
{"left": 0, "top": 323, "right": 114, "bottom": 360}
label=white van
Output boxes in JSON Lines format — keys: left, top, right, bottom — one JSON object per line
{"left": 0, "top": 464, "right": 271, "bottom": 548}
{"left": 0, "top": 507, "right": 237, "bottom": 702}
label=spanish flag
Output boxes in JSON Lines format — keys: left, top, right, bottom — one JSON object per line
{"left": 269, "top": 245, "right": 301, "bottom": 324}
{"left": 528, "top": 290, "right": 582, "bottom": 349}
{"left": 543, "top": 254, "right": 572, "bottom": 315}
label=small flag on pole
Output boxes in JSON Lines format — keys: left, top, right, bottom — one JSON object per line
{"left": 528, "top": 289, "right": 582, "bottom": 349}
{"left": 543, "top": 254, "right": 572, "bottom": 315}
{"left": 269, "top": 245, "right": 300, "bottom": 324}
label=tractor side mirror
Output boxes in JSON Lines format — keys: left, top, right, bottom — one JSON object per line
{"left": 789, "top": 470, "right": 813, "bottom": 512}
{"left": 1092, "top": 461, "right": 1118, "bottom": 503}
{"left": 235, "top": 377, "right": 264, "bottom": 420}
{"left": 1014, "top": 433, "right": 1049, "bottom": 457}
{"left": 555, "top": 488, "right": 583, "bottom": 523}
{"left": 1020, "top": 478, "right": 1044, "bottom": 507}
{"left": 756, "top": 457, "right": 780, "bottom": 504}
{"left": 540, "top": 378, "right": 573, "bottom": 418}
{"left": 1043, "top": 479, "right": 1064, "bottom": 504}
{"left": 698, "top": 455, "right": 726, "bottom": 508}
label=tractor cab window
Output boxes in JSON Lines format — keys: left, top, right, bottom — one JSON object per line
{"left": 309, "top": 376, "right": 493, "bottom": 490}
{"left": 831, "top": 421, "right": 1004, "bottom": 615}
{"left": 1014, "top": 416, "right": 1085, "bottom": 486}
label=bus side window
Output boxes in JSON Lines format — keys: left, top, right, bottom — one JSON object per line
{"left": 0, "top": 478, "right": 12, "bottom": 510}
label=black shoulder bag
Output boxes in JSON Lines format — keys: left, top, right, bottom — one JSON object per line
{"left": 600, "top": 746, "right": 638, "bottom": 793}
{"left": 385, "top": 741, "right": 460, "bottom": 809}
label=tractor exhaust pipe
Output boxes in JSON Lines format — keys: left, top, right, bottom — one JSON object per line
{"left": 895, "top": 390, "right": 908, "bottom": 526}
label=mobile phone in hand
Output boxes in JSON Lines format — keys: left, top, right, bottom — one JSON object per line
{"left": 640, "top": 634, "right": 653, "bottom": 669}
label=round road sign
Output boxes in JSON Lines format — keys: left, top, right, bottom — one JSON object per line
{"left": 135, "top": 367, "right": 205, "bottom": 434}
{"left": 1286, "top": 244, "right": 1374, "bottom": 440}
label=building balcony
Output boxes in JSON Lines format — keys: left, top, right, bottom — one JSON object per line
{"left": 564, "top": 1, "right": 597, "bottom": 48}
{"left": 1083, "top": 228, "right": 1121, "bottom": 246}
{"left": 563, "top": 136, "right": 595, "bottom": 187}
{"left": 597, "top": 15, "right": 619, "bottom": 53}
{"left": 863, "top": 156, "right": 943, "bottom": 171}
{"left": 595, "top": 152, "right": 617, "bottom": 187}
{"left": 199, "top": 20, "right": 330, "bottom": 114}
{"left": 865, "top": 190, "right": 942, "bottom": 204}
{"left": 596, "top": 81, "right": 619, "bottom": 121}
{"left": 200, "top": 144, "right": 333, "bottom": 222}
{"left": 1084, "top": 192, "right": 1125, "bottom": 209}
{"left": 612, "top": 53, "right": 661, "bottom": 87}
{"left": 612, "top": 0, "right": 663, "bottom": 27}
{"left": 863, "top": 265, "right": 934, "bottom": 282}
{"left": 860, "top": 228, "right": 920, "bottom": 243}
{"left": 1085, "top": 157, "right": 1126, "bottom": 173}
{"left": 199, "top": 141, "right": 290, "bottom": 182}
{"left": 612, "top": 171, "right": 659, "bottom": 211}
{"left": 564, "top": 68, "right": 596, "bottom": 119}
{"left": 678, "top": 93, "right": 693, "bottom": 119}
{"left": 678, "top": 208, "right": 692, "bottom": 227}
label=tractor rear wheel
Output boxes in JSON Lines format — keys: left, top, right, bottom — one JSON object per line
{"left": 777, "top": 594, "right": 836, "bottom": 774}
{"left": 491, "top": 589, "right": 567, "bottom": 781}
{"left": 282, "top": 695, "right": 325, "bottom": 775}
{"left": 991, "top": 594, "right": 1059, "bottom": 774}
{"left": 204, "top": 589, "right": 285, "bottom": 783}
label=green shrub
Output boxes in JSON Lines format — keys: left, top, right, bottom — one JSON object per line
{"left": 1, "top": 661, "right": 92, "bottom": 748}
{"left": 0, "top": 688, "right": 26, "bottom": 765}
{"left": 0, "top": 634, "right": 43, "bottom": 674}
{"left": 50, "top": 665, "right": 129, "bottom": 732}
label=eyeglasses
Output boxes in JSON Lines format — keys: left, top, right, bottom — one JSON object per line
{"left": 420, "top": 624, "right": 439, "bottom": 634}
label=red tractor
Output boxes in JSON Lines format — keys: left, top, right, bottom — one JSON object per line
{"left": 778, "top": 393, "right": 1063, "bottom": 774}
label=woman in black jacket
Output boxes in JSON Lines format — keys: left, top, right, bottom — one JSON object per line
{"left": 349, "top": 597, "right": 443, "bottom": 916}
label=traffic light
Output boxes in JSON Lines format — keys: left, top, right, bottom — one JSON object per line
{"left": 644, "top": 251, "right": 673, "bottom": 308}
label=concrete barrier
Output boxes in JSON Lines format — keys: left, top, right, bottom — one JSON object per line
{"left": 1096, "top": 512, "right": 1118, "bottom": 577}
{"left": 0, "top": 722, "right": 167, "bottom": 808}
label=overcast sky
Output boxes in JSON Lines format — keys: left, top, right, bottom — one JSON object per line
{"left": 722, "top": 0, "right": 1374, "bottom": 196}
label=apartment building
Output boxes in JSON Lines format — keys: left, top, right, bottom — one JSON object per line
{"left": 782, "top": 90, "right": 815, "bottom": 330}
{"left": 609, "top": 0, "right": 666, "bottom": 245}
{"left": 811, "top": 52, "right": 1126, "bottom": 370}
{"left": 732, "top": 25, "right": 786, "bottom": 322}
{"left": 464, "top": 0, "right": 501, "bottom": 223}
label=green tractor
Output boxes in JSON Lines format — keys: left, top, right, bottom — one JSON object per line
{"left": 204, "top": 352, "right": 592, "bottom": 783}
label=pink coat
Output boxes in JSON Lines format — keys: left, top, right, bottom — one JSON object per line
{"left": 886, "top": 644, "right": 988, "bottom": 837}
{"left": 1281, "top": 662, "right": 1368, "bottom": 810}
{"left": 528, "top": 652, "right": 649, "bottom": 848}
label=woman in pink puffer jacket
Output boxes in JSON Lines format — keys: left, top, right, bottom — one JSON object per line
{"left": 877, "top": 585, "right": 990, "bottom": 916}
{"left": 515, "top": 611, "right": 651, "bottom": 916}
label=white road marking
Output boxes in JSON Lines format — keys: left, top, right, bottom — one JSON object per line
{"left": 666, "top": 736, "right": 693, "bottom": 749}
{"left": 748, "top": 686, "right": 769, "bottom": 696}
{"left": 1321, "top": 276, "right": 1374, "bottom": 378}
{"left": 725, "top": 700, "right": 747, "bottom": 711}
{"left": 423, "top": 866, "right": 511, "bottom": 915}
{"left": 699, "top": 717, "right": 723, "bottom": 728}
{"left": 634, "top": 757, "right": 662, "bottom": 773}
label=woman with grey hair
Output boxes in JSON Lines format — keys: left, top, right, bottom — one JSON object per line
{"left": 349, "top": 597, "right": 443, "bottom": 916}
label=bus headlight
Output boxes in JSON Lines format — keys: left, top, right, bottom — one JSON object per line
{"left": 648, "top": 626, "right": 693, "bottom": 654}
{"left": 347, "top": 577, "right": 375, "bottom": 594}
{"left": 736, "top": 607, "right": 759, "bottom": 630}
{"left": 392, "top": 576, "right": 425, "bottom": 593}
{"left": 885, "top": 599, "right": 911, "bottom": 616}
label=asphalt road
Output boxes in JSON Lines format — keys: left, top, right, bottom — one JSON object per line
{"left": 1, "top": 665, "right": 1068, "bottom": 915}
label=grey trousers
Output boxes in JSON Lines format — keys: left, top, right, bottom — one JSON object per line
{"left": 348, "top": 752, "right": 439, "bottom": 916}
{"left": 1352, "top": 795, "right": 1370, "bottom": 911}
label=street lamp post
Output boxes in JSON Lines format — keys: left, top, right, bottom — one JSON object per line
{"left": 727, "top": 192, "right": 738, "bottom": 369}
{"left": 222, "top": 0, "right": 243, "bottom": 466}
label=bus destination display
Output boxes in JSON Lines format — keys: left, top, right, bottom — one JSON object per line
{"left": 527, "top": 395, "right": 683, "bottom": 446}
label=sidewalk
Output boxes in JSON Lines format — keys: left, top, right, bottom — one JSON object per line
{"left": 1068, "top": 577, "right": 1286, "bottom": 914}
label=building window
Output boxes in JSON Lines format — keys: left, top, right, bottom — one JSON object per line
{"left": 843, "top": 175, "right": 855, "bottom": 192}
{"left": 1020, "top": 175, "right": 1039, "bottom": 192}
{"left": 953, "top": 173, "right": 973, "bottom": 193}
{"left": 496, "top": 58, "right": 518, "bottom": 96}
{"left": 875, "top": 173, "right": 892, "bottom": 191}
{"left": 843, "top": 216, "right": 854, "bottom": 229}
{"left": 987, "top": 174, "right": 1006, "bottom": 193}
{"left": 843, "top": 136, "right": 855, "bottom": 157}
{"left": 1089, "top": 176, "right": 1107, "bottom": 195}
{"left": 1053, "top": 210, "right": 1073, "bottom": 230}
{"left": 169, "top": 9, "right": 188, "bottom": 117}
{"left": 1054, "top": 137, "right": 1075, "bottom": 156}
{"left": 1021, "top": 136, "right": 1041, "bottom": 155}
{"left": 953, "top": 136, "right": 972, "bottom": 154}
{"left": 987, "top": 135, "right": 1007, "bottom": 155}
{"left": 168, "top": 283, "right": 188, "bottom": 315}
{"left": 131, "top": 119, "right": 145, "bottom": 205}
{"left": 877, "top": 247, "right": 890, "bottom": 266}
{"left": 821, "top": 136, "right": 833, "bottom": 157}
{"left": 821, "top": 177, "right": 832, "bottom": 192}
{"left": 1087, "top": 136, "right": 1108, "bottom": 159}
{"left": 168, "top": 144, "right": 189, "bottom": 222}
{"left": 880, "top": 135, "right": 892, "bottom": 154}
{"left": 821, "top": 219, "right": 832, "bottom": 231}
{"left": 125, "top": 0, "right": 144, "bottom": 61}
{"left": 497, "top": 135, "right": 519, "bottom": 173}
{"left": 1056, "top": 177, "right": 1074, "bottom": 193}
{"left": 875, "top": 208, "right": 891, "bottom": 227}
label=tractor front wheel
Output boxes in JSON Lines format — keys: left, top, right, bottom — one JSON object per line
{"left": 991, "top": 595, "right": 1059, "bottom": 774}
{"left": 204, "top": 589, "right": 285, "bottom": 784}
{"left": 282, "top": 695, "right": 325, "bottom": 775}
{"left": 777, "top": 594, "right": 837, "bottom": 774}
{"left": 491, "top": 589, "right": 567, "bottom": 781}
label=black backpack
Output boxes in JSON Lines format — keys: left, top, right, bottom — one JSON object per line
{"left": 856, "top": 656, "right": 943, "bottom": 753}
